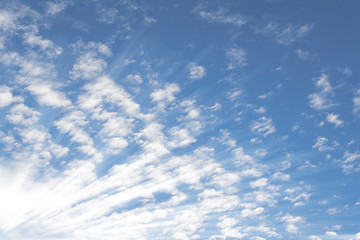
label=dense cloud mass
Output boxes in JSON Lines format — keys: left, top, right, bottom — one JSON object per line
{"left": 0, "top": 0, "right": 359, "bottom": 239}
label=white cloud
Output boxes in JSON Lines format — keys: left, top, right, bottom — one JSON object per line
{"left": 232, "top": 147, "right": 255, "bottom": 166}
{"left": 353, "top": 89, "right": 360, "bottom": 114}
{"left": 295, "top": 49, "right": 312, "bottom": 60}
{"left": 312, "top": 137, "right": 333, "bottom": 152}
{"left": 281, "top": 214, "right": 304, "bottom": 234}
{"left": 197, "top": 8, "right": 246, "bottom": 26}
{"left": 69, "top": 41, "right": 111, "bottom": 80}
{"left": 151, "top": 83, "right": 180, "bottom": 106}
{"left": 342, "top": 151, "right": 360, "bottom": 174}
{"left": 284, "top": 187, "right": 311, "bottom": 207}
{"left": 188, "top": 62, "right": 206, "bottom": 80}
{"left": 241, "top": 207, "right": 264, "bottom": 218}
{"left": 250, "top": 116, "right": 276, "bottom": 137}
{"left": 6, "top": 104, "right": 40, "bottom": 126}
{"left": 168, "top": 127, "right": 196, "bottom": 148}
{"left": 209, "top": 102, "right": 221, "bottom": 111}
{"left": 250, "top": 178, "right": 268, "bottom": 188}
{"left": 226, "top": 48, "right": 247, "bottom": 69}
{"left": 355, "top": 232, "right": 360, "bottom": 239}
{"left": 326, "top": 231, "right": 337, "bottom": 237}
{"left": 144, "top": 16, "right": 156, "bottom": 24}
{"left": 327, "top": 208, "right": 339, "bottom": 215}
{"left": 308, "top": 74, "right": 334, "bottom": 110}
{"left": 27, "top": 83, "right": 72, "bottom": 108}
{"left": 97, "top": 8, "right": 118, "bottom": 24}
{"left": 0, "top": 10, "right": 16, "bottom": 31}
{"left": 309, "top": 235, "right": 322, "bottom": 240}
{"left": 0, "top": 85, "right": 14, "bottom": 108}
{"left": 23, "top": 31, "right": 62, "bottom": 56}
{"left": 258, "top": 22, "right": 312, "bottom": 45}
{"left": 46, "top": 2, "right": 68, "bottom": 15}
{"left": 78, "top": 75, "right": 142, "bottom": 118}
{"left": 227, "top": 89, "right": 243, "bottom": 101}
{"left": 254, "top": 106, "right": 267, "bottom": 114}
{"left": 0, "top": 52, "right": 72, "bottom": 109}
{"left": 126, "top": 73, "right": 143, "bottom": 84}
{"left": 272, "top": 172, "right": 290, "bottom": 181}
{"left": 70, "top": 52, "right": 107, "bottom": 80}
{"left": 326, "top": 113, "right": 344, "bottom": 127}
{"left": 217, "top": 129, "right": 236, "bottom": 148}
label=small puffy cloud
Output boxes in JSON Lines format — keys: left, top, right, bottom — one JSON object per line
{"left": 97, "top": 8, "right": 118, "bottom": 24}
{"left": 258, "top": 22, "right": 312, "bottom": 45}
{"left": 168, "top": 127, "right": 196, "bottom": 148}
{"left": 325, "top": 231, "right": 337, "bottom": 237}
{"left": 281, "top": 214, "right": 304, "bottom": 234}
{"left": 126, "top": 74, "right": 143, "bottom": 84}
{"left": 250, "top": 116, "right": 276, "bottom": 137}
{"left": 226, "top": 48, "right": 247, "bottom": 69}
{"left": 144, "top": 16, "right": 156, "bottom": 24}
{"left": 254, "top": 106, "right": 267, "bottom": 114}
{"left": 0, "top": 85, "right": 13, "bottom": 108}
{"left": 227, "top": 89, "right": 242, "bottom": 101}
{"left": 0, "top": 10, "right": 16, "bottom": 31}
{"left": 338, "top": 66, "right": 352, "bottom": 76}
{"left": 309, "top": 236, "right": 322, "bottom": 240}
{"left": 312, "top": 137, "right": 333, "bottom": 152}
{"left": 353, "top": 89, "right": 360, "bottom": 114}
{"left": 284, "top": 187, "right": 311, "bottom": 207}
{"left": 23, "top": 32, "right": 62, "bottom": 56}
{"left": 27, "top": 83, "right": 72, "bottom": 108}
{"left": 292, "top": 124, "right": 300, "bottom": 131}
{"left": 46, "top": 2, "right": 68, "bottom": 15}
{"left": 70, "top": 52, "right": 107, "bottom": 80}
{"left": 272, "top": 172, "right": 290, "bottom": 181}
{"left": 232, "top": 147, "right": 255, "bottom": 166}
{"left": 295, "top": 49, "right": 313, "bottom": 60}
{"left": 355, "top": 232, "right": 360, "bottom": 239}
{"left": 209, "top": 102, "right": 221, "bottom": 111}
{"left": 217, "top": 129, "right": 236, "bottom": 148}
{"left": 150, "top": 83, "right": 180, "bottom": 107}
{"left": 326, "top": 113, "right": 343, "bottom": 127}
{"left": 6, "top": 104, "right": 40, "bottom": 126}
{"left": 308, "top": 74, "right": 333, "bottom": 110}
{"left": 241, "top": 207, "right": 264, "bottom": 218}
{"left": 197, "top": 8, "right": 246, "bottom": 26}
{"left": 342, "top": 151, "right": 360, "bottom": 174}
{"left": 188, "top": 62, "right": 206, "bottom": 80}
{"left": 250, "top": 178, "right": 268, "bottom": 188}
{"left": 70, "top": 41, "right": 111, "bottom": 80}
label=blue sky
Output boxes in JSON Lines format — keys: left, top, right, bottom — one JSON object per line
{"left": 0, "top": 0, "right": 359, "bottom": 239}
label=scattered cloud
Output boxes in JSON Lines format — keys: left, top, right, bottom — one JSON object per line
{"left": 295, "top": 49, "right": 313, "bottom": 60}
{"left": 342, "top": 151, "right": 360, "bottom": 174}
{"left": 46, "top": 1, "right": 68, "bottom": 15}
{"left": 188, "top": 62, "right": 206, "bottom": 80}
{"left": 353, "top": 89, "right": 360, "bottom": 114}
{"left": 0, "top": 85, "right": 14, "bottom": 108}
{"left": 281, "top": 214, "right": 305, "bottom": 234}
{"left": 312, "top": 137, "right": 333, "bottom": 152}
{"left": 226, "top": 48, "right": 247, "bottom": 69}
{"left": 258, "top": 22, "right": 313, "bottom": 45}
{"left": 250, "top": 116, "right": 276, "bottom": 137}
{"left": 325, "top": 231, "right": 337, "bottom": 237}
{"left": 326, "top": 113, "right": 344, "bottom": 127}
{"left": 308, "top": 74, "right": 334, "bottom": 110}
{"left": 196, "top": 7, "right": 246, "bottom": 26}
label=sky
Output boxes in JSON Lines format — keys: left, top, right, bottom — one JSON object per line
{"left": 0, "top": 0, "right": 359, "bottom": 239}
